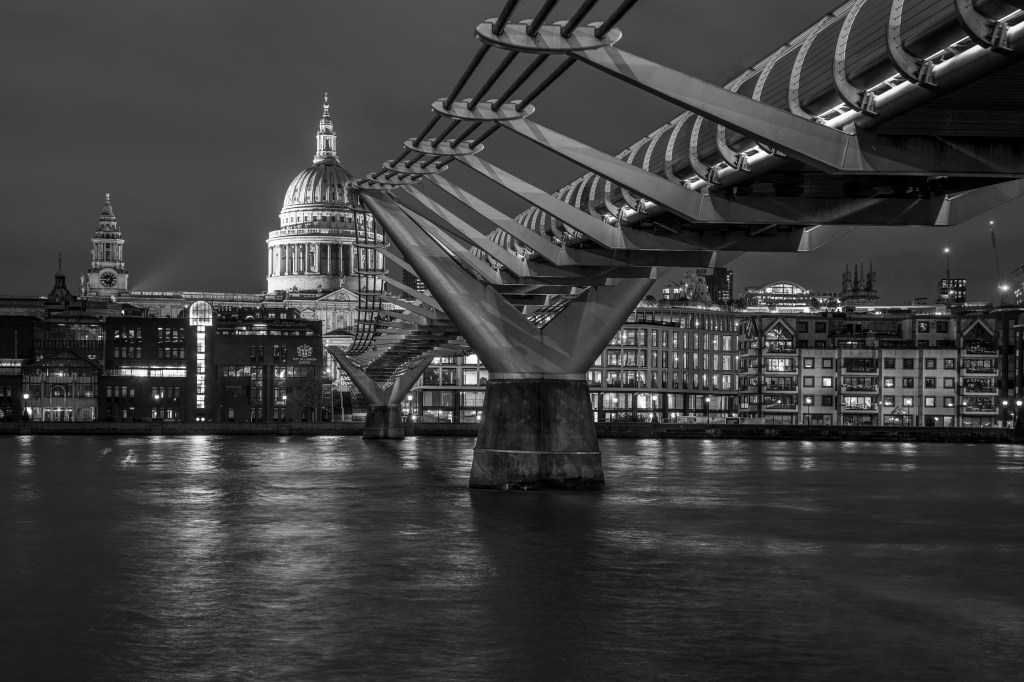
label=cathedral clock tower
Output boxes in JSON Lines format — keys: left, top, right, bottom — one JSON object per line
{"left": 83, "top": 193, "right": 129, "bottom": 297}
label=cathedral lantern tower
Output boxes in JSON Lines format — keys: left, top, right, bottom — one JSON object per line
{"left": 83, "top": 193, "right": 129, "bottom": 297}
{"left": 267, "top": 93, "right": 371, "bottom": 294}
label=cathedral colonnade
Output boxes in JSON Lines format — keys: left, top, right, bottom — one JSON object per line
{"left": 267, "top": 242, "right": 351, "bottom": 277}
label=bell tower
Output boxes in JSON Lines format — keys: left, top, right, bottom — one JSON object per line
{"left": 83, "top": 193, "right": 129, "bottom": 296}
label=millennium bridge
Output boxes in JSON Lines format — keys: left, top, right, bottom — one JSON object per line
{"left": 331, "top": 0, "right": 1024, "bottom": 489}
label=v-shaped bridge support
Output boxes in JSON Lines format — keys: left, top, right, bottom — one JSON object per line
{"left": 328, "top": 348, "right": 432, "bottom": 439}
{"left": 359, "top": 190, "right": 657, "bottom": 489}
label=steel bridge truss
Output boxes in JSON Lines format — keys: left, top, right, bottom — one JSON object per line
{"left": 335, "top": 0, "right": 1024, "bottom": 464}
{"left": 350, "top": 0, "right": 1024, "bottom": 310}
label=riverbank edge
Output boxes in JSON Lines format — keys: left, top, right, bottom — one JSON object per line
{"left": 1, "top": 422, "right": 1019, "bottom": 443}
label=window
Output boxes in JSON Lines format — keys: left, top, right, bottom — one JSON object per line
{"left": 884, "top": 377, "right": 895, "bottom": 388}
{"left": 943, "top": 378, "right": 955, "bottom": 389}
{"left": 803, "top": 376, "right": 815, "bottom": 387}
{"left": 797, "top": 322, "right": 808, "bottom": 332}
{"left": 943, "top": 358, "right": 955, "bottom": 370}
{"left": 884, "top": 358, "right": 895, "bottom": 369}
{"left": 925, "top": 378, "right": 936, "bottom": 389}
{"left": 903, "top": 378, "right": 914, "bottom": 388}
{"left": 918, "top": 321, "right": 930, "bottom": 333}
{"left": 884, "top": 396, "right": 895, "bottom": 407}
{"left": 937, "top": 321, "right": 949, "bottom": 333}
{"left": 925, "top": 358, "right": 936, "bottom": 370}
{"left": 803, "top": 357, "right": 815, "bottom": 369}
{"left": 821, "top": 377, "right": 833, "bottom": 388}
{"left": 822, "top": 358, "right": 833, "bottom": 369}
{"left": 903, "top": 397, "right": 914, "bottom": 407}
{"left": 903, "top": 359, "right": 915, "bottom": 369}
{"left": 815, "top": 322, "right": 826, "bottom": 333}
{"left": 944, "top": 397, "right": 955, "bottom": 408}
{"left": 925, "top": 397, "right": 936, "bottom": 407}
{"left": 765, "top": 358, "right": 795, "bottom": 372}
{"left": 822, "top": 396, "right": 833, "bottom": 406}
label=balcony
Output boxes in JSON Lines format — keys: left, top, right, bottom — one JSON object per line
{"left": 963, "top": 344, "right": 997, "bottom": 355}
{"left": 841, "top": 402, "right": 879, "bottom": 412}
{"left": 761, "top": 383, "right": 798, "bottom": 392}
{"left": 763, "top": 403, "right": 798, "bottom": 411}
{"left": 841, "top": 383, "right": 879, "bottom": 393}
{"left": 841, "top": 364, "right": 879, "bottom": 374}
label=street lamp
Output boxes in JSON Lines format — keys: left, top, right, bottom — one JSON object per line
{"left": 22, "top": 393, "right": 29, "bottom": 421}
{"left": 704, "top": 395, "right": 711, "bottom": 422}
{"left": 1016, "top": 399, "right": 1023, "bottom": 429}
{"left": 1002, "top": 399, "right": 1010, "bottom": 428}
{"left": 943, "top": 247, "right": 951, "bottom": 279}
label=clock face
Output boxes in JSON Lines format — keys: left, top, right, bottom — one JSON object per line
{"left": 100, "top": 271, "right": 117, "bottom": 288}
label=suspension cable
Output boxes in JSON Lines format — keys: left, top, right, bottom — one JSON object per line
{"left": 596, "top": 0, "right": 641, "bottom": 39}
{"left": 492, "top": 0, "right": 521, "bottom": 34}
{"left": 526, "top": 0, "right": 560, "bottom": 37}
{"left": 468, "top": 51, "right": 518, "bottom": 110}
{"left": 516, "top": 58, "right": 575, "bottom": 111}
{"left": 452, "top": 121, "right": 482, "bottom": 147}
{"left": 434, "top": 118, "right": 463, "bottom": 144}
{"left": 492, "top": 54, "right": 549, "bottom": 109}
{"left": 413, "top": 114, "right": 441, "bottom": 146}
{"left": 444, "top": 44, "right": 491, "bottom": 109}
{"left": 470, "top": 123, "right": 502, "bottom": 149}
{"left": 561, "top": 0, "right": 601, "bottom": 37}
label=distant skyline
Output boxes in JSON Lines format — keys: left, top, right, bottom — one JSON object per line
{"left": 1, "top": 0, "right": 1020, "bottom": 303}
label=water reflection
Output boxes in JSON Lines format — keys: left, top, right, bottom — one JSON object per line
{"left": 0, "top": 436, "right": 1021, "bottom": 680}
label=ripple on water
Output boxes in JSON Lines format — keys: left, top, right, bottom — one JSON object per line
{"left": 0, "top": 435, "right": 1020, "bottom": 681}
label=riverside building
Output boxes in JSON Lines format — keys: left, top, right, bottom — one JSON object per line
{"left": 408, "top": 301, "right": 742, "bottom": 424}
{"left": 738, "top": 307, "right": 1020, "bottom": 427}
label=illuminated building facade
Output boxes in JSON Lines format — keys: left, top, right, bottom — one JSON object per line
{"left": 267, "top": 94, "right": 373, "bottom": 297}
{"left": 738, "top": 309, "right": 1019, "bottom": 427}
{"left": 409, "top": 303, "right": 741, "bottom": 424}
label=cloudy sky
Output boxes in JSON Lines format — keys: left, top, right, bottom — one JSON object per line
{"left": 1, "top": 0, "right": 1019, "bottom": 302}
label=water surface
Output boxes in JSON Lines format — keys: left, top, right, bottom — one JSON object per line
{"left": 1, "top": 436, "right": 1021, "bottom": 680}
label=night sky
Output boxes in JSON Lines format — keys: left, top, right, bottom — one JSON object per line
{"left": 2, "top": 0, "right": 1020, "bottom": 303}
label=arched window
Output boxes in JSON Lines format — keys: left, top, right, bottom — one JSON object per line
{"left": 189, "top": 300, "right": 213, "bottom": 327}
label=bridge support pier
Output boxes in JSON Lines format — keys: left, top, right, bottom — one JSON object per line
{"left": 472, "top": 375, "right": 602, "bottom": 490}
{"left": 363, "top": 403, "right": 408, "bottom": 439}
{"left": 328, "top": 349, "right": 431, "bottom": 440}
{"left": 360, "top": 192, "right": 658, "bottom": 489}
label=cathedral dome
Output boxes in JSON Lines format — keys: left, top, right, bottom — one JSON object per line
{"left": 282, "top": 156, "right": 355, "bottom": 210}
{"left": 281, "top": 93, "right": 356, "bottom": 213}
{"left": 268, "top": 93, "right": 371, "bottom": 295}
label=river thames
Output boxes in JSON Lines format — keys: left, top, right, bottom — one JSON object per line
{"left": 1, "top": 435, "right": 1021, "bottom": 680}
